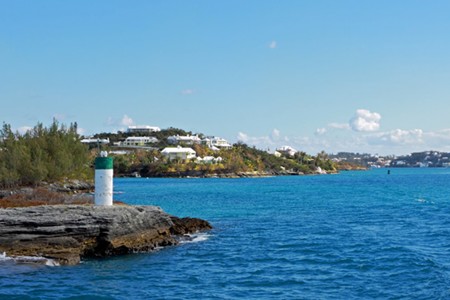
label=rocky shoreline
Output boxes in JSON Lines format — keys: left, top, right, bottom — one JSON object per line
{"left": 121, "top": 169, "right": 338, "bottom": 179}
{"left": 0, "top": 205, "right": 211, "bottom": 265}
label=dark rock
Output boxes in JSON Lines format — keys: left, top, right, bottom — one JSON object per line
{"left": 48, "top": 180, "right": 94, "bottom": 193}
{"left": 0, "top": 205, "right": 211, "bottom": 265}
{"left": 170, "top": 216, "right": 213, "bottom": 235}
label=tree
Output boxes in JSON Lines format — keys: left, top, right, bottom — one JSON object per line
{"left": 0, "top": 121, "right": 92, "bottom": 188}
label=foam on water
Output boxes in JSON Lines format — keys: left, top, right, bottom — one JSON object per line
{"left": 0, "top": 252, "right": 11, "bottom": 261}
{"left": 179, "top": 232, "right": 211, "bottom": 244}
{"left": 0, "top": 252, "right": 59, "bottom": 267}
{"left": 416, "top": 198, "right": 435, "bottom": 204}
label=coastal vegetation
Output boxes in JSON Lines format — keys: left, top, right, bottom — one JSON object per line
{"left": 3, "top": 120, "right": 449, "bottom": 206}
{"left": 93, "top": 127, "right": 338, "bottom": 177}
{"left": 0, "top": 121, "right": 338, "bottom": 190}
{"left": 0, "top": 121, "right": 92, "bottom": 188}
{"left": 109, "top": 142, "right": 337, "bottom": 177}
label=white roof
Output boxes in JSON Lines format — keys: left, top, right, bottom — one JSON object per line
{"left": 127, "top": 125, "right": 160, "bottom": 131}
{"left": 125, "top": 136, "right": 155, "bottom": 141}
{"left": 161, "top": 147, "right": 196, "bottom": 154}
{"left": 168, "top": 135, "right": 201, "bottom": 141}
{"left": 197, "top": 156, "right": 223, "bottom": 162}
{"left": 276, "top": 145, "right": 297, "bottom": 152}
{"left": 81, "top": 138, "right": 109, "bottom": 144}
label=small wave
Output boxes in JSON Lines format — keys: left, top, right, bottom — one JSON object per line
{"left": 0, "top": 252, "right": 60, "bottom": 267}
{"left": 0, "top": 252, "right": 12, "bottom": 261}
{"left": 179, "top": 232, "right": 211, "bottom": 244}
{"left": 416, "top": 198, "right": 434, "bottom": 204}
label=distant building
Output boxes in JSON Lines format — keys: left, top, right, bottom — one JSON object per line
{"left": 122, "top": 136, "right": 158, "bottom": 146}
{"left": 108, "top": 150, "right": 131, "bottom": 155}
{"left": 395, "top": 160, "right": 406, "bottom": 166}
{"left": 196, "top": 156, "right": 223, "bottom": 164}
{"left": 276, "top": 146, "right": 297, "bottom": 157}
{"left": 127, "top": 125, "right": 161, "bottom": 134}
{"left": 167, "top": 135, "right": 201, "bottom": 145}
{"left": 81, "top": 138, "right": 110, "bottom": 145}
{"left": 161, "top": 146, "right": 196, "bottom": 161}
{"left": 202, "top": 136, "right": 232, "bottom": 149}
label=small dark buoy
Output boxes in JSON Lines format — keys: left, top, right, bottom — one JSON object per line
{"left": 387, "top": 169, "right": 391, "bottom": 175}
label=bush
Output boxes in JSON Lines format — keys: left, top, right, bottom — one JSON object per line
{"left": 0, "top": 120, "right": 92, "bottom": 188}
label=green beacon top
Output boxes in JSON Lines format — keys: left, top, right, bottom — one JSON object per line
{"left": 95, "top": 152, "right": 113, "bottom": 169}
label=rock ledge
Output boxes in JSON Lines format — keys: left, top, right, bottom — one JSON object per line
{"left": 0, "top": 205, "right": 211, "bottom": 265}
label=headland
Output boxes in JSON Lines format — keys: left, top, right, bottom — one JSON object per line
{"left": 0, "top": 204, "right": 211, "bottom": 265}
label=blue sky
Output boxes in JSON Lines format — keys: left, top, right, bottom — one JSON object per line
{"left": 2, "top": 1, "right": 450, "bottom": 155}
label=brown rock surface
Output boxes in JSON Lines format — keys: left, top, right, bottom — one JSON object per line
{"left": 0, "top": 205, "right": 211, "bottom": 265}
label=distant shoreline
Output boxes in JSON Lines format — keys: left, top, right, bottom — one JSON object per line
{"left": 115, "top": 169, "right": 342, "bottom": 179}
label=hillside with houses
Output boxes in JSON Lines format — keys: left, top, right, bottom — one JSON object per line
{"left": 82, "top": 125, "right": 338, "bottom": 177}
{"left": 3, "top": 121, "right": 449, "bottom": 188}
{"left": 330, "top": 151, "right": 450, "bottom": 169}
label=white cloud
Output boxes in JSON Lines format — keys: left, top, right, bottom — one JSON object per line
{"left": 120, "top": 114, "right": 134, "bottom": 126}
{"left": 349, "top": 109, "right": 381, "bottom": 132}
{"left": 77, "top": 127, "right": 86, "bottom": 136}
{"left": 106, "top": 115, "right": 134, "bottom": 129}
{"left": 291, "top": 136, "right": 332, "bottom": 153}
{"left": 368, "top": 129, "right": 423, "bottom": 146}
{"left": 425, "top": 129, "right": 450, "bottom": 141}
{"left": 235, "top": 121, "right": 450, "bottom": 155}
{"left": 424, "top": 129, "right": 450, "bottom": 151}
{"left": 181, "top": 89, "right": 195, "bottom": 95}
{"left": 358, "top": 128, "right": 450, "bottom": 154}
{"left": 269, "top": 41, "right": 277, "bottom": 49}
{"left": 106, "top": 117, "right": 115, "bottom": 127}
{"left": 315, "top": 128, "right": 327, "bottom": 135}
{"left": 53, "top": 113, "right": 66, "bottom": 121}
{"left": 328, "top": 122, "right": 351, "bottom": 130}
{"left": 17, "top": 126, "right": 32, "bottom": 134}
{"left": 237, "top": 128, "right": 286, "bottom": 149}
{"left": 237, "top": 132, "right": 249, "bottom": 143}
{"left": 237, "top": 131, "right": 272, "bottom": 145}
{"left": 271, "top": 129, "right": 281, "bottom": 141}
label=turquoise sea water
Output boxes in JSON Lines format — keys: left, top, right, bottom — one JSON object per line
{"left": 2, "top": 169, "right": 450, "bottom": 299}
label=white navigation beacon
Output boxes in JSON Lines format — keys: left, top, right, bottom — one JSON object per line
{"left": 94, "top": 151, "right": 114, "bottom": 206}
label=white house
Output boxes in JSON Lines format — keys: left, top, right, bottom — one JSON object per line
{"left": 276, "top": 146, "right": 297, "bottom": 157}
{"left": 395, "top": 160, "right": 406, "bottom": 166}
{"left": 167, "top": 135, "right": 201, "bottom": 145}
{"left": 273, "top": 151, "right": 282, "bottom": 158}
{"left": 203, "top": 136, "right": 232, "bottom": 149}
{"left": 122, "top": 136, "right": 158, "bottom": 146}
{"left": 127, "top": 125, "right": 161, "bottom": 134}
{"left": 81, "top": 138, "right": 110, "bottom": 145}
{"left": 196, "top": 156, "right": 223, "bottom": 164}
{"left": 108, "top": 150, "right": 130, "bottom": 155}
{"left": 161, "top": 146, "right": 196, "bottom": 161}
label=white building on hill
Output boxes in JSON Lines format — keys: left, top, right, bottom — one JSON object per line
{"left": 167, "top": 135, "right": 201, "bottom": 145}
{"left": 161, "top": 146, "right": 196, "bottom": 161}
{"left": 127, "top": 125, "right": 161, "bottom": 134}
{"left": 196, "top": 156, "right": 223, "bottom": 164}
{"left": 122, "top": 136, "right": 158, "bottom": 146}
{"left": 81, "top": 138, "right": 110, "bottom": 145}
{"left": 203, "top": 136, "right": 232, "bottom": 150}
{"left": 276, "top": 146, "right": 297, "bottom": 157}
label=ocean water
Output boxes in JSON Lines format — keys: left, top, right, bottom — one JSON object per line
{"left": 2, "top": 168, "right": 450, "bottom": 299}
